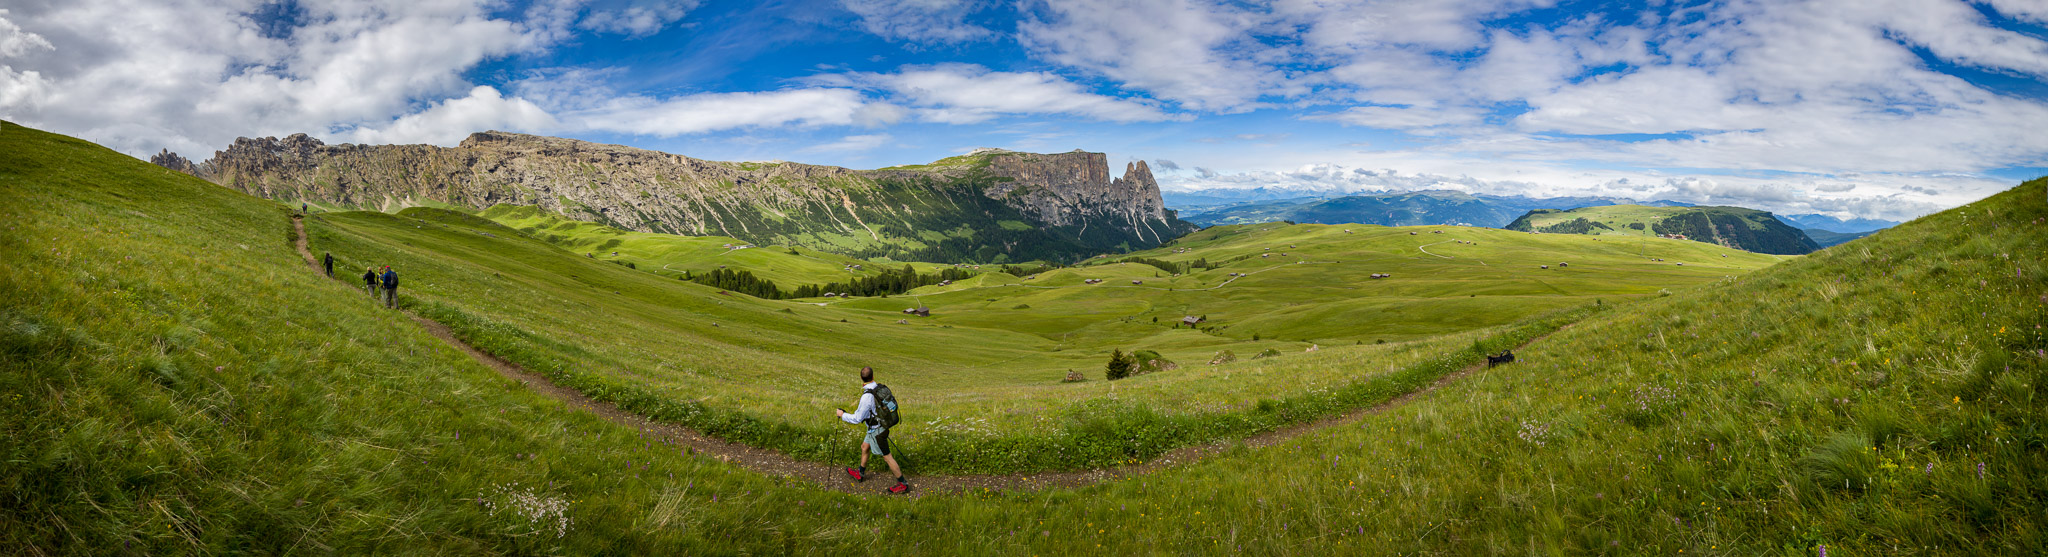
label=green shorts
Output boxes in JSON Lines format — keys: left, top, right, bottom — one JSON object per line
{"left": 862, "top": 427, "right": 891, "bottom": 456}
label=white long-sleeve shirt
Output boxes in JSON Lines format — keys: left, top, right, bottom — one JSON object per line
{"left": 840, "top": 382, "right": 879, "bottom": 427}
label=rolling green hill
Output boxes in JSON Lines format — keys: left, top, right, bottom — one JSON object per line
{"left": 1505, "top": 204, "right": 1823, "bottom": 254}
{"left": 7, "top": 120, "right": 2042, "bottom": 554}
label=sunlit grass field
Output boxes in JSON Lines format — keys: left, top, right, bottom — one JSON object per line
{"left": 6, "top": 121, "right": 2041, "bottom": 554}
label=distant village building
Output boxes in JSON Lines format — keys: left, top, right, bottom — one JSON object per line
{"left": 1181, "top": 316, "right": 1204, "bottom": 326}
{"left": 1131, "top": 279, "right": 1143, "bottom": 285}
{"left": 902, "top": 306, "right": 930, "bottom": 317}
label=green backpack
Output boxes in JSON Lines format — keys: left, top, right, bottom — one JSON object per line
{"left": 867, "top": 384, "right": 900, "bottom": 429}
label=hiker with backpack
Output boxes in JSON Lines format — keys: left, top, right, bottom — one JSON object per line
{"left": 380, "top": 266, "right": 399, "bottom": 309}
{"left": 836, "top": 366, "right": 908, "bottom": 493}
{"left": 362, "top": 267, "right": 378, "bottom": 297}
{"left": 323, "top": 252, "right": 334, "bottom": 277}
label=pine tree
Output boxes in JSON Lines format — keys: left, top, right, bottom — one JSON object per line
{"left": 1106, "top": 349, "right": 1133, "bottom": 380}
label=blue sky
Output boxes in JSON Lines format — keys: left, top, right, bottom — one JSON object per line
{"left": 4, "top": 0, "right": 2048, "bottom": 220}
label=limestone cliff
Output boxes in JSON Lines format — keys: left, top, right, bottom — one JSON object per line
{"left": 160, "top": 132, "right": 1196, "bottom": 263}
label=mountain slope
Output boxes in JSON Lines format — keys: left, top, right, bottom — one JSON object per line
{"left": 1180, "top": 190, "right": 1688, "bottom": 228}
{"left": 1505, "top": 204, "right": 1823, "bottom": 254}
{"left": 157, "top": 134, "right": 1195, "bottom": 263}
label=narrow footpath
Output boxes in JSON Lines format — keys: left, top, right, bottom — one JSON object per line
{"left": 292, "top": 215, "right": 1562, "bottom": 496}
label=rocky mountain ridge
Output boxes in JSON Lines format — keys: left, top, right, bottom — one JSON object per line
{"left": 1505, "top": 204, "right": 1822, "bottom": 255}
{"left": 159, "top": 132, "right": 1193, "bottom": 262}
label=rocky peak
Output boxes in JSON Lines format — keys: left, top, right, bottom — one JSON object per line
{"left": 149, "top": 149, "right": 198, "bottom": 175}
{"left": 181, "top": 131, "right": 1195, "bottom": 262}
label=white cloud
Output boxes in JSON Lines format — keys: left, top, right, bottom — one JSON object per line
{"left": 346, "top": 86, "right": 558, "bottom": 145}
{"left": 577, "top": 3, "right": 693, "bottom": 38}
{"left": 840, "top": 0, "right": 993, "bottom": 44}
{"left": 572, "top": 89, "right": 879, "bottom": 136}
{"left": 837, "top": 63, "right": 1182, "bottom": 123}
{"left": 1309, "top": 105, "right": 1482, "bottom": 130}
{"left": 0, "top": 9, "right": 53, "bottom": 58}
{"left": 803, "top": 133, "right": 893, "bottom": 153}
{"left": 1985, "top": 0, "right": 2048, "bottom": 23}
{"left": 0, "top": 0, "right": 540, "bottom": 157}
{"left": 1019, "top": 0, "right": 1285, "bottom": 111}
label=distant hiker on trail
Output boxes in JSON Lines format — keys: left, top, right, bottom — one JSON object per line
{"left": 380, "top": 266, "right": 399, "bottom": 309}
{"left": 362, "top": 267, "right": 377, "bottom": 297}
{"left": 323, "top": 252, "right": 334, "bottom": 277}
{"left": 301, "top": 202, "right": 307, "bottom": 214}
{"left": 836, "top": 366, "right": 908, "bottom": 493}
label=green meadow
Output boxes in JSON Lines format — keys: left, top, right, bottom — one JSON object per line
{"left": 293, "top": 162, "right": 1765, "bottom": 473}
{"left": 4, "top": 121, "right": 2042, "bottom": 553}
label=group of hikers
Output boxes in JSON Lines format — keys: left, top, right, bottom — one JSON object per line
{"left": 319, "top": 251, "right": 400, "bottom": 309}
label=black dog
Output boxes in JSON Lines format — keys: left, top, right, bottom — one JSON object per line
{"left": 1486, "top": 350, "right": 1516, "bottom": 367}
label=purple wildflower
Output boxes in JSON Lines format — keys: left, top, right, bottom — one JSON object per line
{"left": 1818, "top": 544, "right": 1827, "bottom": 557}
{"left": 1924, "top": 463, "right": 1933, "bottom": 474}
{"left": 1978, "top": 462, "right": 1986, "bottom": 479}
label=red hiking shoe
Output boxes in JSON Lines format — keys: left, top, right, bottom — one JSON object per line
{"left": 845, "top": 468, "right": 865, "bottom": 482}
{"left": 887, "top": 482, "right": 911, "bottom": 494}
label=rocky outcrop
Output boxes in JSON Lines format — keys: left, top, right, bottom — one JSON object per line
{"left": 168, "top": 132, "right": 1196, "bottom": 262}
{"left": 149, "top": 149, "right": 200, "bottom": 175}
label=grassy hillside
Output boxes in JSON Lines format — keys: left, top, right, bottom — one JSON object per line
{"left": 1506, "top": 204, "right": 1822, "bottom": 254}
{"left": 0, "top": 121, "right": 881, "bottom": 553}
{"left": 476, "top": 203, "right": 892, "bottom": 288}
{"left": 9, "top": 120, "right": 2038, "bottom": 554}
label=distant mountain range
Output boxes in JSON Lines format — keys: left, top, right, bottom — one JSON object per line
{"left": 1768, "top": 213, "right": 1899, "bottom": 248}
{"left": 1773, "top": 213, "right": 1899, "bottom": 233}
{"left": 1505, "top": 204, "right": 1822, "bottom": 255}
{"left": 154, "top": 132, "right": 1194, "bottom": 263}
{"left": 1175, "top": 190, "right": 1692, "bottom": 228}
